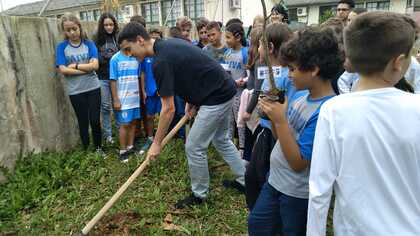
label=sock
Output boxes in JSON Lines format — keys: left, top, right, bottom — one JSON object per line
{"left": 120, "top": 149, "right": 127, "bottom": 155}
{"left": 127, "top": 145, "right": 134, "bottom": 151}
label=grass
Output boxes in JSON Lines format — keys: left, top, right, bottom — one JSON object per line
{"left": 0, "top": 139, "right": 249, "bottom": 235}
{"left": 0, "top": 138, "right": 334, "bottom": 235}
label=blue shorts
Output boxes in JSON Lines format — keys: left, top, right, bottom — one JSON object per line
{"left": 146, "top": 95, "right": 161, "bottom": 116}
{"left": 115, "top": 108, "right": 141, "bottom": 124}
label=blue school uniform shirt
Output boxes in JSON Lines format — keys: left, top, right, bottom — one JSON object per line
{"left": 141, "top": 57, "right": 158, "bottom": 96}
{"left": 109, "top": 51, "right": 140, "bottom": 110}
{"left": 268, "top": 93, "right": 335, "bottom": 199}
{"left": 223, "top": 47, "right": 248, "bottom": 81}
{"left": 55, "top": 39, "right": 100, "bottom": 95}
{"left": 259, "top": 66, "right": 307, "bottom": 130}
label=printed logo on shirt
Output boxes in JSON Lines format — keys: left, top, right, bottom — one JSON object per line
{"left": 118, "top": 61, "right": 139, "bottom": 71}
{"left": 220, "top": 63, "right": 230, "bottom": 71}
{"left": 122, "top": 111, "right": 128, "bottom": 118}
{"left": 226, "top": 61, "right": 242, "bottom": 70}
{"left": 66, "top": 53, "right": 89, "bottom": 64}
{"left": 257, "top": 66, "right": 282, "bottom": 80}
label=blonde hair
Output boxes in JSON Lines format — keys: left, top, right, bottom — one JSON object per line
{"left": 253, "top": 15, "right": 264, "bottom": 28}
{"left": 176, "top": 16, "right": 193, "bottom": 29}
{"left": 247, "top": 26, "right": 263, "bottom": 69}
{"left": 60, "top": 13, "right": 87, "bottom": 40}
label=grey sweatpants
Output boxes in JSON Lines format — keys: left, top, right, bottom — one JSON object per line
{"left": 185, "top": 98, "right": 246, "bottom": 199}
{"left": 229, "top": 93, "right": 246, "bottom": 149}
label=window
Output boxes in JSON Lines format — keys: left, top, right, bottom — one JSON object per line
{"left": 93, "top": 9, "right": 101, "bottom": 21}
{"left": 377, "top": 1, "right": 390, "bottom": 10}
{"left": 319, "top": 5, "right": 336, "bottom": 21}
{"left": 355, "top": 3, "right": 365, "bottom": 8}
{"left": 161, "top": 0, "right": 182, "bottom": 26}
{"left": 88, "top": 11, "right": 94, "bottom": 21}
{"left": 407, "top": 0, "right": 413, "bottom": 7}
{"left": 184, "top": 0, "right": 205, "bottom": 22}
{"left": 141, "top": 2, "right": 160, "bottom": 25}
{"left": 80, "top": 10, "right": 95, "bottom": 21}
{"left": 366, "top": 1, "right": 390, "bottom": 11}
{"left": 288, "top": 8, "right": 298, "bottom": 22}
{"left": 80, "top": 11, "right": 88, "bottom": 21}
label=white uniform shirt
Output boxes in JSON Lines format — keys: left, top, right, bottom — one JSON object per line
{"left": 307, "top": 88, "right": 420, "bottom": 236}
{"left": 338, "top": 57, "right": 420, "bottom": 94}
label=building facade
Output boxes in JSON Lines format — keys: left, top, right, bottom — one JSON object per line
{"left": 3, "top": 0, "right": 275, "bottom": 27}
{"left": 284, "top": 0, "right": 417, "bottom": 25}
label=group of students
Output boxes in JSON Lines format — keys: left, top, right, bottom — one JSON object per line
{"left": 56, "top": 13, "right": 162, "bottom": 163}
{"left": 55, "top": 0, "right": 420, "bottom": 235}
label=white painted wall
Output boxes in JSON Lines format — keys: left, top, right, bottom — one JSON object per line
{"left": 307, "top": 5, "right": 319, "bottom": 25}
{"left": 205, "top": 0, "right": 275, "bottom": 26}
{"left": 205, "top": 0, "right": 239, "bottom": 25}
{"left": 241, "top": 0, "right": 275, "bottom": 26}
{"left": 390, "top": 0, "right": 407, "bottom": 13}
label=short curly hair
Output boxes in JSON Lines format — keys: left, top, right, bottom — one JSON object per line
{"left": 280, "top": 27, "right": 344, "bottom": 80}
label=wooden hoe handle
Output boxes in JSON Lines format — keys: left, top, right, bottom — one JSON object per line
{"left": 80, "top": 115, "right": 189, "bottom": 235}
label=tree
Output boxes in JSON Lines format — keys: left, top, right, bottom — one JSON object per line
{"left": 320, "top": 9, "right": 335, "bottom": 24}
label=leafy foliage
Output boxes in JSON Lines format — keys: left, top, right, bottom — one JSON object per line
{"left": 320, "top": 9, "right": 335, "bottom": 24}
{"left": 0, "top": 141, "right": 248, "bottom": 235}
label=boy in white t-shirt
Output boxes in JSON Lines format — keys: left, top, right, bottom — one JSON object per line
{"left": 307, "top": 12, "right": 420, "bottom": 236}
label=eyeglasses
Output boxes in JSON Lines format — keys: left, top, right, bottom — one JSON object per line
{"left": 337, "top": 8, "right": 350, "bottom": 12}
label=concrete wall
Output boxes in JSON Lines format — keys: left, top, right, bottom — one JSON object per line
{"left": 0, "top": 16, "right": 98, "bottom": 181}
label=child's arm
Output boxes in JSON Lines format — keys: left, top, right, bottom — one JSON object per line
{"left": 55, "top": 43, "right": 86, "bottom": 76}
{"left": 141, "top": 72, "right": 147, "bottom": 102}
{"left": 306, "top": 110, "right": 337, "bottom": 236}
{"left": 259, "top": 97, "right": 309, "bottom": 172}
{"left": 75, "top": 41, "right": 100, "bottom": 73}
{"left": 57, "top": 65, "right": 86, "bottom": 76}
{"left": 110, "top": 80, "right": 121, "bottom": 110}
{"left": 109, "top": 57, "right": 120, "bottom": 110}
{"left": 74, "top": 58, "right": 99, "bottom": 73}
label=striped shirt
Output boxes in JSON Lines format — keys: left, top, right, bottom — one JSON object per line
{"left": 109, "top": 51, "right": 140, "bottom": 110}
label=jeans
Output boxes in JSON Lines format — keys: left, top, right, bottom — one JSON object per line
{"left": 185, "top": 98, "right": 246, "bottom": 199}
{"left": 248, "top": 183, "right": 308, "bottom": 236}
{"left": 69, "top": 88, "right": 102, "bottom": 149}
{"left": 100, "top": 80, "right": 113, "bottom": 138}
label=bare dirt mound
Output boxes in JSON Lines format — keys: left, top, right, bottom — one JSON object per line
{"left": 92, "top": 211, "right": 142, "bottom": 236}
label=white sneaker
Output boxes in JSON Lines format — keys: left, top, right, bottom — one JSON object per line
{"left": 105, "top": 136, "right": 114, "bottom": 144}
{"left": 96, "top": 148, "right": 107, "bottom": 158}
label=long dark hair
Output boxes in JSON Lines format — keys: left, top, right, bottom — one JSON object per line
{"left": 94, "top": 12, "right": 119, "bottom": 46}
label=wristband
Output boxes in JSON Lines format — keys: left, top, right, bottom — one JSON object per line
{"left": 75, "top": 63, "right": 79, "bottom": 70}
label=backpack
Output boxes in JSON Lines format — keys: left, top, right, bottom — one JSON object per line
{"left": 241, "top": 46, "right": 248, "bottom": 66}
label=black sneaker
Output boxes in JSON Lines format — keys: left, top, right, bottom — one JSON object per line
{"left": 175, "top": 194, "right": 204, "bottom": 209}
{"left": 119, "top": 152, "right": 129, "bottom": 163}
{"left": 222, "top": 179, "right": 245, "bottom": 193}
